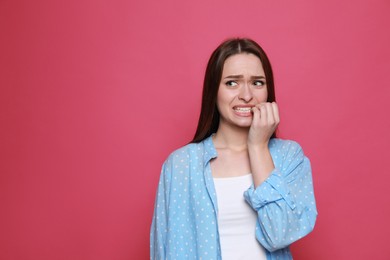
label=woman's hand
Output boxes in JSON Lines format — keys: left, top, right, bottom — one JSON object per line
{"left": 248, "top": 102, "right": 280, "bottom": 148}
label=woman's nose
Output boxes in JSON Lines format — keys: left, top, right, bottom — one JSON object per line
{"left": 238, "top": 84, "right": 253, "bottom": 102}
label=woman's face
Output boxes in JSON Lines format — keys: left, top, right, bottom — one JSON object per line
{"left": 217, "top": 53, "right": 268, "bottom": 129}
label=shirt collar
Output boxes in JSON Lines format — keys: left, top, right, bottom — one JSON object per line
{"left": 202, "top": 134, "right": 218, "bottom": 166}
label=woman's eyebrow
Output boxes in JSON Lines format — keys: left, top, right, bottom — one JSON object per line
{"left": 223, "top": 75, "right": 265, "bottom": 79}
{"left": 251, "top": 75, "right": 266, "bottom": 79}
{"left": 224, "top": 75, "right": 244, "bottom": 79}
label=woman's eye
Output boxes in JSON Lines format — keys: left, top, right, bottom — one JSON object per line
{"left": 226, "top": 81, "right": 238, "bottom": 87}
{"left": 253, "top": 80, "right": 265, "bottom": 87}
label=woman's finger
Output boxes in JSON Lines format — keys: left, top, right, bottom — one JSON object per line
{"left": 258, "top": 103, "right": 268, "bottom": 125}
{"left": 251, "top": 106, "right": 260, "bottom": 125}
{"left": 271, "top": 102, "right": 280, "bottom": 124}
{"left": 264, "top": 102, "right": 275, "bottom": 125}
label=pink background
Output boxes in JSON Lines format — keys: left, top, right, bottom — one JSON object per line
{"left": 1, "top": 0, "right": 389, "bottom": 259}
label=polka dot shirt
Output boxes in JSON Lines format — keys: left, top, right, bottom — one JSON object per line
{"left": 150, "top": 136, "right": 317, "bottom": 260}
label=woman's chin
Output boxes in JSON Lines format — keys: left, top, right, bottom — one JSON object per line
{"left": 233, "top": 119, "right": 253, "bottom": 128}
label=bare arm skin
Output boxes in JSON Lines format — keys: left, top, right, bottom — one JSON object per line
{"left": 247, "top": 102, "right": 280, "bottom": 187}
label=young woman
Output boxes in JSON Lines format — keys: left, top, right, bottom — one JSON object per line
{"left": 150, "top": 38, "right": 317, "bottom": 260}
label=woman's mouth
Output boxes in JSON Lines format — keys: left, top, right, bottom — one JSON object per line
{"left": 233, "top": 106, "right": 253, "bottom": 116}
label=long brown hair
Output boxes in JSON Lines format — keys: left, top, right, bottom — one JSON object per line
{"left": 191, "top": 38, "right": 277, "bottom": 143}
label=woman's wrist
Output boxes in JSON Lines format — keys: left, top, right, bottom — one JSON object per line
{"left": 247, "top": 141, "right": 269, "bottom": 152}
{"left": 248, "top": 142, "right": 274, "bottom": 186}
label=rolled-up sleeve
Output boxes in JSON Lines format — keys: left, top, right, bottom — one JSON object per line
{"left": 244, "top": 141, "right": 317, "bottom": 252}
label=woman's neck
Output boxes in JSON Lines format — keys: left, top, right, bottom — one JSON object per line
{"left": 213, "top": 123, "right": 249, "bottom": 151}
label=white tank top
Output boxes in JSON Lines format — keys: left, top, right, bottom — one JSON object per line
{"left": 213, "top": 174, "right": 267, "bottom": 260}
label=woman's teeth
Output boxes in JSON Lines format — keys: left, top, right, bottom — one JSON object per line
{"left": 234, "top": 107, "right": 252, "bottom": 112}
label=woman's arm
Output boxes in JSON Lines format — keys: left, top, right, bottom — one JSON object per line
{"left": 150, "top": 160, "right": 172, "bottom": 259}
{"left": 244, "top": 141, "right": 317, "bottom": 252}
{"left": 246, "top": 102, "right": 317, "bottom": 251}
{"left": 248, "top": 102, "right": 279, "bottom": 186}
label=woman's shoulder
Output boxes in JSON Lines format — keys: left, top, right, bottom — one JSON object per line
{"left": 269, "top": 138, "right": 304, "bottom": 154}
{"left": 159, "top": 140, "right": 210, "bottom": 176}
{"left": 164, "top": 140, "right": 208, "bottom": 163}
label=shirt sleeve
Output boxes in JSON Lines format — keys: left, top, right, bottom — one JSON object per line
{"left": 150, "top": 159, "right": 172, "bottom": 260}
{"left": 243, "top": 141, "right": 318, "bottom": 252}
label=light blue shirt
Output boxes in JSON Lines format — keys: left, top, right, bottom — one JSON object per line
{"left": 150, "top": 136, "right": 317, "bottom": 259}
